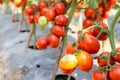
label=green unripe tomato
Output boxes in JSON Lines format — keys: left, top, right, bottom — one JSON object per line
{"left": 38, "top": 16, "right": 48, "bottom": 26}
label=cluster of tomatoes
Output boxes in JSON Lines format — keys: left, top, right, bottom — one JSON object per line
{"left": 92, "top": 47, "right": 120, "bottom": 80}
{"left": 23, "top": 1, "right": 68, "bottom": 49}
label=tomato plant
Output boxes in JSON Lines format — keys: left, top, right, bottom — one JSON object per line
{"left": 7, "top": 0, "right": 120, "bottom": 80}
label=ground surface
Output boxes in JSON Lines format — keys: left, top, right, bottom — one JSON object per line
{"left": 0, "top": 8, "right": 120, "bottom": 80}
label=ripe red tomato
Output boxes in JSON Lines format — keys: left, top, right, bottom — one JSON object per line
{"left": 36, "top": 36, "right": 48, "bottom": 49}
{"left": 102, "top": 11, "right": 109, "bottom": 18}
{"left": 55, "top": 15, "right": 68, "bottom": 26}
{"left": 107, "top": 0, "right": 116, "bottom": 5}
{"left": 30, "top": 4, "right": 37, "bottom": 10}
{"left": 109, "top": 64, "right": 120, "bottom": 80}
{"left": 34, "top": 12, "right": 41, "bottom": 23}
{"left": 78, "top": 35, "right": 100, "bottom": 54}
{"left": 76, "top": 51, "right": 93, "bottom": 72}
{"left": 55, "top": 2, "right": 66, "bottom": 15}
{"left": 38, "top": 1, "right": 47, "bottom": 10}
{"left": 52, "top": 25, "right": 65, "bottom": 37}
{"left": 84, "top": 7, "right": 96, "bottom": 19}
{"left": 27, "top": 15, "right": 34, "bottom": 24}
{"left": 82, "top": 19, "right": 93, "bottom": 29}
{"left": 46, "top": 9, "right": 56, "bottom": 21}
{"left": 65, "top": 43, "right": 76, "bottom": 54}
{"left": 98, "top": 52, "right": 115, "bottom": 67}
{"left": 92, "top": 21, "right": 108, "bottom": 41}
{"left": 48, "top": 34, "right": 59, "bottom": 48}
{"left": 24, "top": 7, "right": 33, "bottom": 16}
{"left": 114, "top": 48, "right": 120, "bottom": 63}
{"left": 41, "top": 7, "right": 48, "bottom": 16}
{"left": 92, "top": 69, "right": 107, "bottom": 80}
{"left": 14, "top": 0, "right": 22, "bottom": 7}
{"left": 21, "top": 0, "right": 27, "bottom": 6}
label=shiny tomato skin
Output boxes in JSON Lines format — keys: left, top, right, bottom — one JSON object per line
{"left": 79, "top": 35, "right": 100, "bottom": 54}
{"left": 41, "top": 7, "right": 48, "bottom": 16}
{"left": 46, "top": 9, "right": 56, "bottom": 21}
{"left": 92, "top": 21, "right": 108, "bottom": 41}
{"left": 55, "top": 2, "right": 66, "bottom": 15}
{"left": 92, "top": 69, "right": 107, "bottom": 80}
{"left": 82, "top": 19, "right": 93, "bottom": 29}
{"left": 114, "top": 48, "right": 120, "bottom": 63}
{"left": 38, "top": 1, "right": 47, "bottom": 10}
{"left": 55, "top": 15, "right": 68, "bottom": 26}
{"left": 98, "top": 52, "right": 115, "bottom": 67}
{"left": 76, "top": 51, "right": 93, "bottom": 72}
{"left": 48, "top": 34, "right": 59, "bottom": 48}
{"left": 109, "top": 64, "right": 120, "bottom": 80}
{"left": 34, "top": 12, "right": 41, "bottom": 23}
{"left": 24, "top": 7, "right": 33, "bottom": 16}
{"left": 36, "top": 36, "right": 48, "bottom": 49}
{"left": 27, "top": 15, "right": 34, "bottom": 24}
{"left": 52, "top": 25, "right": 65, "bottom": 37}
{"left": 65, "top": 43, "right": 76, "bottom": 54}
{"left": 84, "top": 7, "right": 96, "bottom": 19}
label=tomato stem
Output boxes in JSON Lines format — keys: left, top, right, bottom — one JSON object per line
{"left": 33, "top": 23, "right": 37, "bottom": 49}
{"left": 64, "top": 0, "right": 78, "bottom": 46}
{"left": 67, "top": 74, "right": 71, "bottom": 80}
{"left": 109, "top": 8, "right": 120, "bottom": 52}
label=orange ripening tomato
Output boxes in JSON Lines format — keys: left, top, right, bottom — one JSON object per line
{"left": 59, "top": 54, "right": 78, "bottom": 70}
{"left": 59, "top": 66, "right": 75, "bottom": 74}
{"left": 76, "top": 51, "right": 93, "bottom": 72}
{"left": 14, "top": 0, "right": 22, "bottom": 7}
